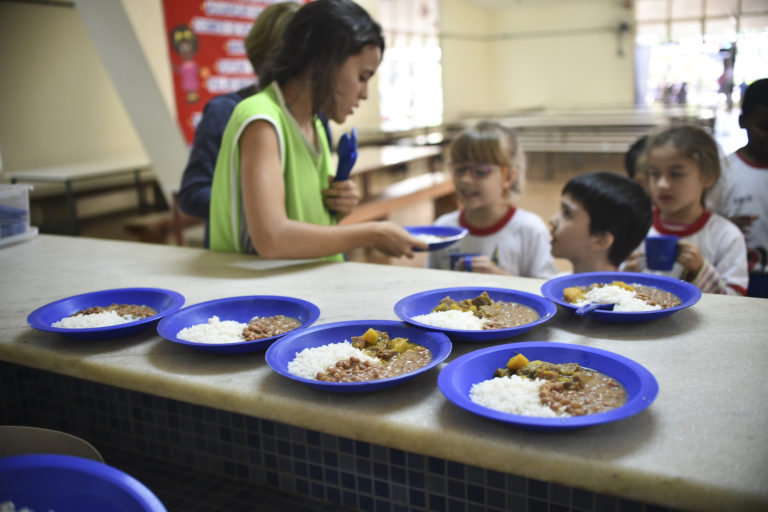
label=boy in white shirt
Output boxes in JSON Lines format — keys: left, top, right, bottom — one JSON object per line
{"left": 708, "top": 78, "right": 768, "bottom": 297}
{"left": 550, "top": 171, "right": 652, "bottom": 274}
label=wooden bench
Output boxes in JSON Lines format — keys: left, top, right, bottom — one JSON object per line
{"left": 340, "top": 172, "right": 455, "bottom": 225}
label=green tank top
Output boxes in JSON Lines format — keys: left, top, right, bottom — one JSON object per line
{"left": 209, "top": 83, "right": 342, "bottom": 261}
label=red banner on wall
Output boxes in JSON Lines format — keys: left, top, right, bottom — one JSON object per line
{"left": 162, "top": 0, "right": 304, "bottom": 145}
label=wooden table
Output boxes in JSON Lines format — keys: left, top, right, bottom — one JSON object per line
{"left": 334, "top": 144, "right": 443, "bottom": 199}
{"left": 334, "top": 144, "right": 451, "bottom": 225}
{"left": 6, "top": 156, "right": 153, "bottom": 234}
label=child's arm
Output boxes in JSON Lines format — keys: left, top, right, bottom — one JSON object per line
{"left": 678, "top": 240, "right": 747, "bottom": 295}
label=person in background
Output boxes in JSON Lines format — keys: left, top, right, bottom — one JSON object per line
{"left": 178, "top": 2, "right": 301, "bottom": 247}
{"left": 626, "top": 124, "right": 748, "bottom": 295}
{"left": 624, "top": 134, "right": 651, "bottom": 198}
{"left": 707, "top": 78, "right": 768, "bottom": 297}
{"left": 550, "top": 171, "right": 652, "bottom": 274}
{"left": 209, "top": 0, "right": 425, "bottom": 260}
{"left": 426, "top": 121, "right": 556, "bottom": 278}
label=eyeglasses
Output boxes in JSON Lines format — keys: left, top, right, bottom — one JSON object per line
{"left": 449, "top": 162, "right": 505, "bottom": 179}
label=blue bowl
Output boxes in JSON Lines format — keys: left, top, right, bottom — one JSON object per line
{"left": 540, "top": 271, "right": 702, "bottom": 322}
{"left": 406, "top": 225, "right": 468, "bottom": 251}
{"left": 156, "top": 295, "right": 320, "bottom": 353}
{"left": 27, "top": 288, "right": 185, "bottom": 340}
{"left": 438, "top": 341, "right": 659, "bottom": 430}
{"left": 394, "top": 287, "right": 557, "bottom": 342}
{"left": 0, "top": 453, "right": 166, "bottom": 511}
{"left": 265, "top": 320, "right": 452, "bottom": 392}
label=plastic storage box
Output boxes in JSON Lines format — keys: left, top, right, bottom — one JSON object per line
{"left": 0, "top": 184, "right": 38, "bottom": 247}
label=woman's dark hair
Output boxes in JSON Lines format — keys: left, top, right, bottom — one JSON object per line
{"left": 259, "top": 0, "right": 385, "bottom": 115}
{"left": 563, "top": 171, "right": 652, "bottom": 267}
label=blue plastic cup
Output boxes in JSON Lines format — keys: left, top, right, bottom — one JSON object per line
{"left": 449, "top": 253, "right": 481, "bottom": 272}
{"left": 645, "top": 235, "right": 678, "bottom": 271}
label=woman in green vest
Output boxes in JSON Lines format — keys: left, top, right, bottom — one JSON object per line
{"left": 209, "top": 0, "right": 426, "bottom": 261}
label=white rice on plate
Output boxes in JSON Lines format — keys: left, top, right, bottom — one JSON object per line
{"left": 411, "top": 310, "right": 487, "bottom": 330}
{"left": 575, "top": 284, "right": 661, "bottom": 312}
{"left": 287, "top": 341, "right": 380, "bottom": 380}
{"left": 52, "top": 310, "right": 140, "bottom": 329}
{"left": 176, "top": 315, "right": 248, "bottom": 344}
{"left": 470, "top": 375, "right": 570, "bottom": 417}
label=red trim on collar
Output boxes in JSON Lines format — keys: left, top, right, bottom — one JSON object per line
{"left": 652, "top": 207, "right": 712, "bottom": 237}
{"left": 735, "top": 150, "right": 768, "bottom": 170}
{"left": 459, "top": 206, "right": 516, "bottom": 236}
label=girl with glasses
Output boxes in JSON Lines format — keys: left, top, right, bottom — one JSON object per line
{"left": 427, "top": 121, "right": 557, "bottom": 277}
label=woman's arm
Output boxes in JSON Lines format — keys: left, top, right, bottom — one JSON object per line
{"left": 239, "top": 121, "right": 426, "bottom": 259}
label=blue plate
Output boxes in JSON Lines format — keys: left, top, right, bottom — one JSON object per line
{"left": 156, "top": 295, "right": 320, "bottom": 353}
{"left": 540, "top": 271, "right": 701, "bottom": 323}
{"left": 394, "top": 287, "right": 557, "bottom": 342}
{"left": 265, "top": 320, "right": 452, "bottom": 392}
{"left": 0, "top": 453, "right": 166, "bottom": 511}
{"left": 406, "top": 225, "right": 468, "bottom": 251}
{"left": 438, "top": 341, "right": 659, "bottom": 430}
{"left": 27, "top": 288, "right": 185, "bottom": 340}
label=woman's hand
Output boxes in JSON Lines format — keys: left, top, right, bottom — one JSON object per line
{"left": 369, "top": 221, "right": 427, "bottom": 258}
{"left": 323, "top": 177, "right": 360, "bottom": 215}
{"left": 677, "top": 240, "right": 704, "bottom": 275}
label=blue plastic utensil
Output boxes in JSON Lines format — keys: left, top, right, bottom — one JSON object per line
{"left": 574, "top": 302, "right": 615, "bottom": 316}
{"left": 335, "top": 128, "right": 358, "bottom": 181}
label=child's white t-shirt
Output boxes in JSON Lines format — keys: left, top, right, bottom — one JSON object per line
{"left": 426, "top": 206, "right": 557, "bottom": 279}
{"left": 708, "top": 151, "right": 768, "bottom": 275}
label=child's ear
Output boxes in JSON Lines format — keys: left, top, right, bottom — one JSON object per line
{"left": 701, "top": 172, "right": 717, "bottom": 191}
{"left": 504, "top": 166, "right": 519, "bottom": 188}
{"left": 591, "top": 231, "right": 614, "bottom": 251}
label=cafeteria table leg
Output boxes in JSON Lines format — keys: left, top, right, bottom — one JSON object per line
{"left": 134, "top": 169, "right": 148, "bottom": 213}
{"left": 65, "top": 180, "right": 79, "bottom": 235}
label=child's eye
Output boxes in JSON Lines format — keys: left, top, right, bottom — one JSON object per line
{"left": 474, "top": 165, "right": 494, "bottom": 177}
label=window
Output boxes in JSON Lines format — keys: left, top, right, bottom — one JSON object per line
{"left": 377, "top": 0, "right": 443, "bottom": 131}
{"left": 634, "top": 0, "right": 768, "bottom": 108}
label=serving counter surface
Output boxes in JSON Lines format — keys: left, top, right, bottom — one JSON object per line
{"left": 1, "top": 235, "right": 766, "bottom": 511}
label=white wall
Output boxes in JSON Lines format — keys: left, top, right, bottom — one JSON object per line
{"left": 0, "top": 2, "right": 147, "bottom": 172}
{"left": 440, "top": 0, "right": 494, "bottom": 121}
{"left": 441, "top": 0, "right": 635, "bottom": 120}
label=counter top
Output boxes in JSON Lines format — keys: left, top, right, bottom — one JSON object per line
{"left": 2, "top": 235, "right": 767, "bottom": 511}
